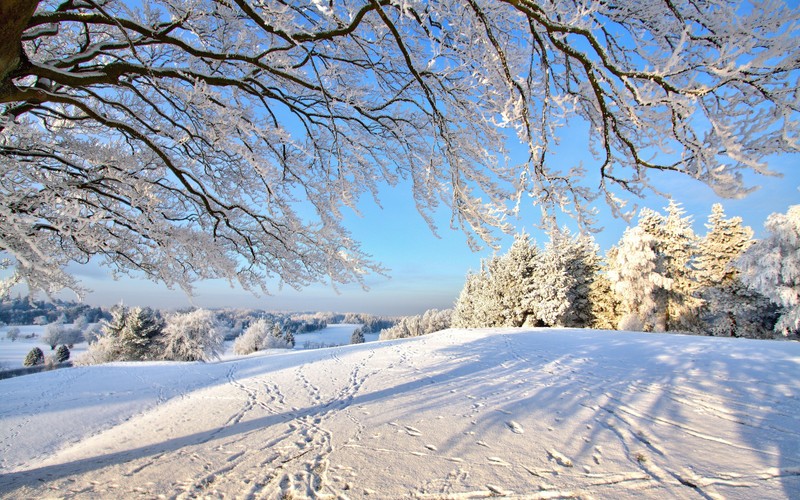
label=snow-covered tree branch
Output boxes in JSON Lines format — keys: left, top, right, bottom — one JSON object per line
{"left": 1, "top": 0, "right": 798, "bottom": 296}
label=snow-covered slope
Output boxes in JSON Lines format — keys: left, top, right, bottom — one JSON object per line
{"left": 1, "top": 328, "right": 798, "bottom": 499}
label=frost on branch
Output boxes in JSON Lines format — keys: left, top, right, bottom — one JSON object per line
{"left": 0, "top": 0, "right": 798, "bottom": 295}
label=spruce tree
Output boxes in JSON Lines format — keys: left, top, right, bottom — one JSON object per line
{"left": 608, "top": 225, "right": 672, "bottom": 331}
{"left": 695, "top": 204, "right": 774, "bottom": 337}
{"left": 23, "top": 347, "right": 45, "bottom": 367}
{"left": 55, "top": 344, "right": 70, "bottom": 363}
{"left": 590, "top": 247, "right": 623, "bottom": 330}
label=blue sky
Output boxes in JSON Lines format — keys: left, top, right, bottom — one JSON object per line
{"left": 69, "top": 141, "right": 799, "bottom": 316}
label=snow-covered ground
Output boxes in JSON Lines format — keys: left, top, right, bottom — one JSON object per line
{"left": 1, "top": 328, "right": 798, "bottom": 499}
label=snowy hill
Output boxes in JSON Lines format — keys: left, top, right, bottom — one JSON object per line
{"left": 1, "top": 328, "right": 798, "bottom": 499}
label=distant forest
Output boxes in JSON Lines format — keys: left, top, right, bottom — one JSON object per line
{"left": 0, "top": 296, "right": 109, "bottom": 326}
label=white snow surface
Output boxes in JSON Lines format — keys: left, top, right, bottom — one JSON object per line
{"left": 1, "top": 328, "right": 799, "bottom": 499}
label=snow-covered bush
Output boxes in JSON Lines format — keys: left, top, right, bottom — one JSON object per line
{"left": 263, "top": 323, "right": 294, "bottom": 349}
{"left": 233, "top": 318, "right": 294, "bottom": 355}
{"left": 162, "top": 309, "right": 224, "bottom": 362}
{"left": 738, "top": 205, "right": 800, "bottom": 336}
{"left": 23, "top": 347, "right": 44, "bottom": 367}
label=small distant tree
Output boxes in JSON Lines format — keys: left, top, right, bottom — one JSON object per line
{"left": 43, "top": 322, "right": 64, "bottom": 350}
{"left": 55, "top": 344, "right": 70, "bottom": 363}
{"left": 23, "top": 347, "right": 44, "bottom": 367}
{"left": 73, "top": 314, "right": 89, "bottom": 333}
{"left": 162, "top": 309, "right": 224, "bottom": 362}
{"left": 350, "top": 327, "right": 365, "bottom": 345}
{"left": 5, "top": 327, "right": 20, "bottom": 342}
{"left": 83, "top": 323, "right": 102, "bottom": 344}
{"left": 233, "top": 318, "right": 272, "bottom": 355}
{"left": 262, "top": 322, "right": 294, "bottom": 350}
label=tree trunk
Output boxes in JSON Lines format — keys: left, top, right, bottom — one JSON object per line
{"left": 0, "top": 0, "right": 39, "bottom": 99}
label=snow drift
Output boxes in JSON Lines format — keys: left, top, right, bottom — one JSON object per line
{"left": 1, "top": 328, "right": 798, "bottom": 499}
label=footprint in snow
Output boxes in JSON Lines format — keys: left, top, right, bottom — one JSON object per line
{"left": 506, "top": 421, "right": 525, "bottom": 434}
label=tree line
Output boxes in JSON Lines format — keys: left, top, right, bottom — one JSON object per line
{"left": 452, "top": 203, "right": 799, "bottom": 339}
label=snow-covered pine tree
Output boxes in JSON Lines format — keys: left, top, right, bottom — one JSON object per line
{"left": 695, "top": 204, "right": 775, "bottom": 337}
{"left": 638, "top": 202, "right": 701, "bottom": 331}
{"left": 350, "top": 328, "right": 365, "bottom": 344}
{"left": 496, "top": 233, "right": 542, "bottom": 327}
{"left": 540, "top": 228, "right": 600, "bottom": 327}
{"left": 695, "top": 204, "right": 754, "bottom": 288}
{"left": 161, "top": 309, "right": 224, "bottom": 362}
{"left": 118, "top": 307, "right": 165, "bottom": 360}
{"left": 590, "top": 247, "right": 623, "bottom": 330}
{"left": 609, "top": 225, "right": 672, "bottom": 332}
{"left": 452, "top": 270, "right": 487, "bottom": 328}
{"left": 738, "top": 205, "right": 800, "bottom": 336}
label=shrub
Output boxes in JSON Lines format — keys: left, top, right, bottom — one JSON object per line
{"left": 5, "top": 327, "right": 20, "bottom": 342}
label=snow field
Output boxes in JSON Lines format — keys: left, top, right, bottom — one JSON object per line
{"left": 1, "top": 328, "right": 799, "bottom": 499}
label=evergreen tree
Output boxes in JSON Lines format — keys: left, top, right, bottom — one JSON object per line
{"left": 590, "top": 247, "right": 623, "bottom": 330}
{"left": 55, "top": 344, "right": 70, "bottom": 363}
{"left": 540, "top": 228, "right": 600, "bottom": 327}
{"left": 608, "top": 226, "right": 672, "bottom": 331}
{"left": 695, "top": 204, "right": 754, "bottom": 288}
{"left": 350, "top": 327, "right": 365, "bottom": 344}
{"left": 118, "top": 307, "right": 166, "bottom": 360}
{"left": 452, "top": 270, "right": 488, "bottom": 328}
{"left": 23, "top": 347, "right": 44, "bottom": 367}
{"left": 452, "top": 234, "right": 543, "bottom": 328}
{"left": 695, "top": 204, "right": 774, "bottom": 337}
{"left": 638, "top": 202, "right": 701, "bottom": 331}
{"left": 496, "top": 233, "right": 543, "bottom": 327}
{"left": 738, "top": 205, "right": 800, "bottom": 336}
